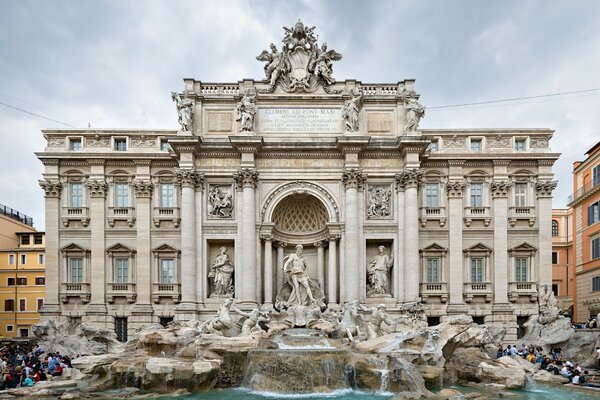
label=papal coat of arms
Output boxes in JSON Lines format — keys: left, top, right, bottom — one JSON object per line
{"left": 256, "top": 20, "right": 342, "bottom": 93}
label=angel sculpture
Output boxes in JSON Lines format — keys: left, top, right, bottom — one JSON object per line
{"left": 256, "top": 43, "right": 288, "bottom": 87}
{"left": 311, "top": 42, "right": 342, "bottom": 85}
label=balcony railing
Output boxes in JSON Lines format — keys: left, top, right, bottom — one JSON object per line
{"left": 152, "top": 282, "right": 181, "bottom": 303}
{"left": 419, "top": 207, "right": 447, "bottom": 227}
{"left": 420, "top": 282, "right": 448, "bottom": 302}
{"left": 508, "top": 281, "right": 538, "bottom": 302}
{"left": 463, "top": 281, "right": 493, "bottom": 302}
{"left": 463, "top": 206, "right": 491, "bottom": 227}
{"left": 60, "top": 282, "right": 91, "bottom": 303}
{"left": 106, "top": 282, "right": 136, "bottom": 303}
{"left": 508, "top": 206, "right": 536, "bottom": 227}
{"left": 62, "top": 207, "right": 90, "bottom": 227}
{"left": 568, "top": 176, "right": 600, "bottom": 204}
{"left": 108, "top": 207, "right": 136, "bottom": 227}
{"left": 152, "top": 207, "right": 180, "bottom": 228}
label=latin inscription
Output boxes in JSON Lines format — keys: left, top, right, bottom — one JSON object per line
{"left": 258, "top": 108, "right": 342, "bottom": 133}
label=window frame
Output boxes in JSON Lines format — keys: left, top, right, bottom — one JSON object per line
{"left": 38, "top": 254, "right": 44, "bottom": 265}
{"left": 593, "top": 276, "right": 600, "bottom": 292}
{"left": 34, "top": 233, "right": 43, "bottom": 245}
{"left": 68, "top": 257, "right": 84, "bottom": 283}
{"left": 20, "top": 235, "right": 30, "bottom": 245}
{"left": 470, "top": 257, "right": 485, "bottom": 283}
{"left": 425, "top": 183, "right": 440, "bottom": 208}
{"left": 160, "top": 183, "right": 175, "bottom": 208}
{"left": 114, "top": 257, "right": 129, "bottom": 284}
{"left": 20, "top": 254, "right": 26, "bottom": 265}
{"left": 113, "top": 137, "right": 128, "bottom": 151}
{"left": 160, "top": 258, "right": 175, "bottom": 284}
{"left": 18, "top": 298, "right": 26, "bottom": 312}
{"left": 552, "top": 251, "right": 558, "bottom": 264}
{"left": 592, "top": 236, "right": 600, "bottom": 260}
{"left": 68, "top": 136, "right": 83, "bottom": 151}
{"left": 470, "top": 138, "right": 483, "bottom": 152}
{"left": 16, "top": 277, "right": 27, "bottom": 285}
{"left": 588, "top": 201, "right": 600, "bottom": 226}
{"left": 515, "top": 257, "right": 529, "bottom": 282}
{"left": 470, "top": 182, "right": 484, "bottom": 207}
{"left": 425, "top": 257, "right": 441, "bottom": 283}
{"left": 69, "top": 182, "right": 84, "bottom": 207}
{"left": 4, "top": 299, "right": 14, "bottom": 312}
{"left": 8, "top": 254, "right": 14, "bottom": 265}
{"left": 35, "top": 277, "right": 45, "bottom": 285}
{"left": 514, "top": 182, "right": 528, "bottom": 207}
{"left": 552, "top": 220, "right": 559, "bottom": 237}
{"left": 514, "top": 138, "right": 527, "bottom": 152}
{"left": 114, "top": 182, "right": 129, "bottom": 208}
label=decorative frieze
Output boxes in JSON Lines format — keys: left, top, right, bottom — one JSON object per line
{"left": 133, "top": 180, "right": 154, "bottom": 198}
{"left": 341, "top": 168, "right": 366, "bottom": 189}
{"left": 446, "top": 180, "right": 466, "bottom": 198}
{"left": 175, "top": 168, "right": 204, "bottom": 188}
{"left": 488, "top": 136, "right": 510, "bottom": 148}
{"left": 131, "top": 136, "right": 157, "bottom": 147}
{"left": 86, "top": 136, "right": 111, "bottom": 147}
{"left": 444, "top": 137, "right": 466, "bottom": 148}
{"left": 233, "top": 168, "right": 259, "bottom": 189}
{"left": 490, "top": 181, "right": 511, "bottom": 198}
{"left": 86, "top": 180, "right": 108, "bottom": 198}
{"left": 535, "top": 180, "right": 557, "bottom": 198}
{"left": 39, "top": 180, "right": 62, "bottom": 198}
{"left": 47, "top": 137, "right": 65, "bottom": 147}
{"left": 530, "top": 137, "right": 549, "bottom": 148}
{"left": 367, "top": 185, "right": 392, "bottom": 219}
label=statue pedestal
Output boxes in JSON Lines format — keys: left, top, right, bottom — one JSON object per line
{"left": 364, "top": 294, "right": 396, "bottom": 308}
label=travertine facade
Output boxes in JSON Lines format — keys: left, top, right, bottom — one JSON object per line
{"left": 37, "top": 22, "right": 559, "bottom": 341}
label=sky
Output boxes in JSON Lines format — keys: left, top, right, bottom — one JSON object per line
{"left": 1, "top": 0, "right": 599, "bottom": 230}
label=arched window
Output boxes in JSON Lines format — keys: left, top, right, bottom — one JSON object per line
{"left": 552, "top": 220, "right": 559, "bottom": 237}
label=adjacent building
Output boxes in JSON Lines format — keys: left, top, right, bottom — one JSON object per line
{"left": 551, "top": 208, "right": 573, "bottom": 312}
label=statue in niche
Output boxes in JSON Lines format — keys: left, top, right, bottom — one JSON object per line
{"left": 208, "top": 247, "right": 234, "bottom": 297}
{"left": 342, "top": 91, "right": 363, "bottom": 132}
{"left": 275, "top": 244, "right": 326, "bottom": 310}
{"left": 208, "top": 185, "right": 233, "bottom": 218}
{"left": 359, "top": 303, "right": 395, "bottom": 340}
{"left": 404, "top": 97, "right": 425, "bottom": 134}
{"left": 231, "top": 305, "right": 270, "bottom": 336}
{"left": 367, "top": 245, "right": 394, "bottom": 296}
{"left": 367, "top": 186, "right": 391, "bottom": 219}
{"left": 235, "top": 90, "right": 256, "bottom": 132}
{"left": 171, "top": 91, "right": 193, "bottom": 131}
{"left": 310, "top": 42, "right": 342, "bottom": 85}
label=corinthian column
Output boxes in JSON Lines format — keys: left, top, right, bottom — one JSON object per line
{"left": 398, "top": 168, "right": 422, "bottom": 302}
{"left": 39, "top": 180, "right": 62, "bottom": 315}
{"left": 262, "top": 235, "right": 273, "bottom": 307}
{"left": 234, "top": 168, "right": 259, "bottom": 305}
{"left": 446, "top": 180, "right": 467, "bottom": 312}
{"left": 133, "top": 180, "right": 153, "bottom": 307}
{"left": 394, "top": 175, "right": 406, "bottom": 303}
{"left": 536, "top": 180, "right": 557, "bottom": 288}
{"left": 86, "top": 179, "right": 108, "bottom": 313}
{"left": 341, "top": 168, "right": 366, "bottom": 302}
{"left": 327, "top": 234, "right": 340, "bottom": 306}
{"left": 175, "top": 168, "right": 203, "bottom": 320}
{"left": 491, "top": 181, "right": 511, "bottom": 303}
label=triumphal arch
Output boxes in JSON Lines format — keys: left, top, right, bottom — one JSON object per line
{"left": 38, "top": 21, "right": 559, "bottom": 341}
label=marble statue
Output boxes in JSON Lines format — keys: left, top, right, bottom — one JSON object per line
{"left": 235, "top": 90, "right": 256, "bottom": 132}
{"left": 311, "top": 42, "right": 342, "bottom": 85}
{"left": 367, "top": 246, "right": 394, "bottom": 296}
{"left": 200, "top": 298, "right": 238, "bottom": 336}
{"left": 171, "top": 92, "right": 193, "bottom": 131}
{"left": 208, "top": 247, "right": 234, "bottom": 297}
{"left": 232, "top": 305, "right": 270, "bottom": 336}
{"left": 359, "top": 303, "right": 395, "bottom": 340}
{"left": 404, "top": 97, "right": 425, "bottom": 134}
{"left": 367, "top": 186, "right": 391, "bottom": 219}
{"left": 256, "top": 43, "right": 288, "bottom": 87}
{"left": 342, "top": 91, "right": 363, "bottom": 132}
{"left": 208, "top": 185, "right": 233, "bottom": 218}
{"left": 537, "top": 284, "right": 560, "bottom": 324}
{"left": 337, "top": 300, "right": 363, "bottom": 341}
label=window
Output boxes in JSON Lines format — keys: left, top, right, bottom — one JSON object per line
{"left": 20, "top": 254, "right": 26, "bottom": 265}
{"left": 115, "top": 258, "right": 129, "bottom": 283}
{"left": 514, "top": 183, "right": 527, "bottom": 207}
{"left": 4, "top": 300, "right": 14, "bottom": 311}
{"left": 69, "top": 137, "right": 82, "bottom": 150}
{"left": 7, "top": 277, "right": 14, "bottom": 286}
{"left": 470, "top": 183, "right": 483, "bottom": 207}
{"left": 114, "top": 138, "right": 127, "bottom": 151}
{"left": 17, "top": 277, "right": 27, "bottom": 285}
{"left": 593, "top": 164, "right": 600, "bottom": 186}
{"left": 114, "top": 183, "right": 129, "bottom": 207}
{"left": 19, "top": 328, "right": 28, "bottom": 338}
{"left": 160, "top": 258, "right": 175, "bottom": 283}
{"left": 428, "top": 140, "right": 438, "bottom": 152}
{"left": 470, "top": 138, "right": 482, "bottom": 152}
{"left": 160, "top": 140, "right": 171, "bottom": 152}
{"left": 160, "top": 184, "right": 174, "bottom": 207}
{"left": 38, "top": 254, "right": 44, "bottom": 265}
{"left": 69, "top": 257, "right": 84, "bottom": 283}
{"left": 552, "top": 284, "right": 559, "bottom": 297}
{"left": 6, "top": 325, "right": 13, "bottom": 333}
{"left": 21, "top": 235, "right": 30, "bottom": 245}
{"left": 8, "top": 254, "right": 14, "bottom": 265}
{"left": 159, "top": 317, "right": 174, "bottom": 328}
{"left": 34, "top": 234, "right": 43, "bottom": 244}
{"left": 593, "top": 276, "right": 600, "bottom": 292}
{"left": 470, "top": 258, "right": 484, "bottom": 282}
{"left": 426, "top": 258, "right": 440, "bottom": 283}
{"left": 552, "top": 252, "right": 558, "bottom": 264}
{"left": 70, "top": 183, "right": 84, "bottom": 207}
{"left": 592, "top": 237, "right": 600, "bottom": 260}
{"left": 515, "top": 257, "right": 528, "bottom": 282}
{"left": 588, "top": 201, "right": 600, "bottom": 226}
{"left": 37, "top": 298, "right": 44, "bottom": 310}
{"left": 552, "top": 220, "right": 559, "bottom": 237}
{"left": 425, "top": 183, "right": 439, "bottom": 207}
{"left": 115, "top": 317, "right": 128, "bottom": 342}
{"left": 515, "top": 139, "right": 526, "bottom": 152}
{"left": 35, "top": 277, "right": 45, "bottom": 285}
{"left": 19, "top": 299, "right": 25, "bottom": 312}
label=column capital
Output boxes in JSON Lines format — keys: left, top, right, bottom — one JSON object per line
{"left": 341, "top": 168, "right": 366, "bottom": 189}
{"left": 175, "top": 168, "right": 204, "bottom": 189}
{"left": 395, "top": 168, "right": 423, "bottom": 190}
{"left": 133, "top": 180, "right": 154, "bottom": 198}
{"left": 535, "top": 180, "right": 557, "bottom": 198}
{"left": 327, "top": 234, "right": 341, "bottom": 242}
{"left": 86, "top": 179, "right": 108, "bottom": 198}
{"left": 446, "top": 180, "right": 466, "bottom": 198}
{"left": 260, "top": 234, "right": 273, "bottom": 242}
{"left": 39, "top": 179, "right": 62, "bottom": 198}
{"left": 491, "top": 180, "right": 512, "bottom": 198}
{"left": 314, "top": 240, "right": 326, "bottom": 248}
{"left": 275, "top": 241, "right": 288, "bottom": 248}
{"left": 234, "top": 167, "right": 259, "bottom": 189}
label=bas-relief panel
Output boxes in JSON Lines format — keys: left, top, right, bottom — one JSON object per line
{"left": 207, "top": 184, "right": 234, "bottom": 219}
{"left": 207, "top": 112, "right": 233, "bottom": 133}
{"left": 366, "top": 185, "right": 392, "bottom": 219}
{"left": 366, "top": 112, "right": 394, "bottom": 134}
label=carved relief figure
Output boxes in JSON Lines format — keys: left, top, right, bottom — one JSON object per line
{"left": 359, "top": 303, "right": 395, "bottom": 340}
{"left": 311, "top": 42, "right": 342, "bottom": 85}
{"left": 208, "top": 185, "right": 233, "bottom": 218}
{"left": 235, "top": 90, "right": 256, "bottom": 132}
{"left": 199, "top": 298, "right": 238, "bottom": 336}
{"left": 342, "top": 91, "right": 363, "bottom": 132}
{"left": 367, "top": 186, "right": 391, "bottom": 219}
{"left": 367, "top": 246, "right": 394, "bottom": 296}
{"left": 208, "top": 247, "right": 234, "bottom": 297}
{"left": 404, "top": 97, "right": 425, "bottom": 134}
{"left": 232, "top": 305, "right": 270, "bottom": 336}
{"left": 171, "top": 92, "right": 193, "bottom": 131}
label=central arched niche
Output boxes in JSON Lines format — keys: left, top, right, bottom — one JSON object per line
{"left": 271, "top": 193, "right": 328, "bottom": 243}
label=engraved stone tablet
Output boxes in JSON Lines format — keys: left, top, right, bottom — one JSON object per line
{"left": 258, "top": 108, "right": 342, "bottom": 133}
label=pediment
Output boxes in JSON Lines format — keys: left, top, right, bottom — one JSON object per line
{"left": 420, "top": 243, "right": 448, "bottom": 253}
{"left": 60, "top": 243, "right": 89, "bottom": 253}
{"left": 509, "top": 242, "right": 537, "bottom": 254}
{"left": 464, "top": 242, "right": 493, "bottom": 253}
{"left": 152, "top": 243, "right": 179, "bottom": 254}
{"left": 106, "top": 243, "right": 135, "bottom": 253}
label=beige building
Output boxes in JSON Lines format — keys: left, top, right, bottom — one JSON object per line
{"left": 36, "top": 22, "right": 559, "bottom": 342}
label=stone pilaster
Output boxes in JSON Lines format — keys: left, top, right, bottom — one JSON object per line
{"left": 491, "top": 180, "right": 511, "bottom": 304}
{"left": 195, "top": 182, "right": 205, "bottom": 306}
{"left": 276, "top": 241, "right": 287, "bottom": 288}
{"left": 39, "top": 180, "right": 62, "bottom": 314}
{"left": 86, "top": 179, "right": 108, "bottom": 315}
{"left": 132, "top": 180, "right": 153, "bottom": 307}
{"left": 341, "top": 168, "right": 366, "bottom": 302}
{"left": 536, "top": 180, "right": 557, "bottom": 288}
{"left": 261, "top": 234, "right": 273, "bottom": 307}
{"left": 394, "top": 177, "right": 405, "bottom": 303}
{"left": 314, "top": 240, "right": 326, "bottom": 289}
{"left": 446, "top": 179, "right": 468, "bottom": 314}
{"left": 234, "top": 168, "right": 259, "bottom": 305}
{"left": 327, "top": 234, "right": 340, "bottom": 306}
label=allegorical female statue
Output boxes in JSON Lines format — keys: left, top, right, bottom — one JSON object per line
{"left": 367, "top": 245, "right": 394, "bottom": 296}
{"left": 208, "top": 246, "right": 234, "bottom": 296}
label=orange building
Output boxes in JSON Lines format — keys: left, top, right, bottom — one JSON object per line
{"left": 551, "top": 208, "right": 572, "bottom": 312}
{"left": 569, "top": 141, "right": 600, "bottom": 322}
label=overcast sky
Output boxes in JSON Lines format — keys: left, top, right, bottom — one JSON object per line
{"left": 1, "top": 0, "right": 599, "bottom": 230}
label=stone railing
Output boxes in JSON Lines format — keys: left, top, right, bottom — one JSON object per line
{"left": 508, "top": 206, "right": 536, "bottom": 227}
{"left": 419, "top": 206, "right": 446, "bottom": 227}
{"left": 420, "top": 282, "right": 448, "bottom": 303}
{"left": 152, "top": 282, "right": 181, "bottom": 304}
{"left": 61, "top": 206, "right": 89, "bottom": 227}
{"left": 360, "top": 85, "right": 399, "bottom": 96}
{"left": 60, "top": 282, "right": 91, "bottom": 303}
{"left": 106, "top": 282, "right": 136, "bottom": 303}
{"left": 508, "top": 281, "right": 538, "bottom": 302}
{"left": 463, "top": 206, "right": 491, "bottom": 227}
{"left": 152, "top": 207, "right": 180, "bottom": 228}
{"left": 108, "top": 207, "right": 136, "bottom": 227}
{"left": 200, "top": 84, "right": 240, "bottom": 96}
{"left": 463, "top": 282, "right": 493, "bottom": 303}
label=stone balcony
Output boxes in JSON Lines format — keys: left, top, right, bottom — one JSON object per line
{"left": 463, "top": 206, "right": 491, "bottom": 227}
{"left": 419, "top": 207, "right": 446, "bottom": 227}
{"left": 61, "top": 206, "right": 89, "bottom": 227}
{"left": 463, "top": 282, "right": 493, "bottom": 303}
{"left": 152, "top": 282, "right": 181, "bottom": 303}
{"left": 106, "top": 282, "right": 137, "bottom": 303}
{"left": 508, "top": 281, "right": 538, "bottom": 302}
{"left": 420, "top": 282, "right": 448, "bottom": 302}
{"left": 508, "top": 207, "right": 536, "bottom": 227}
{"left": 108, "top": 207, "right": 136, "bottom": 227}
{"left": 59, "top": 282, "right": 91, "bottom": 303}
{"left": 152, "top": 207, "right": 180, "bottom": 228}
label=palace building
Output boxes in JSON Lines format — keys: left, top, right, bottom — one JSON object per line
{"left": 37, "top": 22, "right": 558, "bottom": 342}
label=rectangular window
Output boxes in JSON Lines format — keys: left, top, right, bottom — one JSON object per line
{"left": 69, "top": 137, "right": 82, "bottom": 150}
{"left": 425, "top": 183, "right": 439, "bottom": 207}
{"left": 593, "top": 276, "right": 600, "bottom": 292}
{"left": 515, "top": 257, "right": 528, "bottom": 282}
{"left": 19, "top": 328, "right": 28, "bottom": 338}
{"left": 17, "top": 277, "right": 27, "bottom": 285}
{"left": 428, "top": 140, "right": 438, "bottom": 152}
{"left": 70, "top": 183, "right": 84, "bottom": 207}
{"left": 592, "top": 237, "right": 600, "bottom": 260}
{"left": 7, "top": 277, "right": 15, "bottom": 286}
{"left": 19, "top": 299, "right": 25, "bottom": 312}
{"left": 160, "top": 140, "right": 171, "bottom": 151}
{"left": 6, "top": 325, "right": 13, "bottom": 332}
{"left": 470, "top": 258, "right": 484, "bottom": 283}
{"left": 69, "top": 258, "right": 84, "bottom": 283}
{"left": 35, "top": 277, "right": 45, "bottom": 285}
{"left": 114, "top": 183, "right": 129, "bottom": 207}
{"left": 20, "top": 235, "right": 30, "bottom": 245}
{"left": 37, "top": 298, "right": 44, "bottom": 311}
{"left": 38, "top": 254, "right": 44, "bottom": 265}
{"left": 8, "top": 254, "right": 14, "bottom": 265}
{"left": 470, "top": 183, "right": 483, "bottom": 207}
{"left": 114, "top": 317, "right": 128, "bottom": 343}
{"left": 161, "top": 184, "right": 174, "bottom": 208}
{"left": 552, "top": 252, "right": 558, "bottom": 264}
{"left": 514, "top": 183, "right": 527, "bottom": 207}
{"left": 20, "top": 254, "right": 26, "bottom": 265}
{"left": 426, "top": 258, "right": 440, "bottom": 283}
{"left": 114, "top": 138, "right": 127, "bottom": 151}
{"left": 593, "top": 164, "right": 600, "bottom": 186}
{"left": 34, "top": 234, "right": 43, "bottom": 244}
{"left": 470, "top": 139, "right": 482, "bottom": 152}
{"left": 4, "top": 300, "right": 14, "bottom": 312}
{"left": 588, "top": 201, "right": 600, "bottom": 225}
{"left": 115, "top": 258, "right": 129, "bottom": 283}
{"left": 552, "top": 283, "right": 559, "bottom": 297}
{"left": 515, "top": 139, "right": 526, "bottom": 151}
{"left": 160, "top": 258, "right": 175, "bottom": 283}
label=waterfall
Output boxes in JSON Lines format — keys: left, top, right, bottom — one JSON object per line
{"left": 379, "top": 368, "right": 390, "bottom": 394}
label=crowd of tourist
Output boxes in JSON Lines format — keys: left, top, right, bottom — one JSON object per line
{"left": 0, "top": 343, "right": 74, "bottom": 389}
{"left": 496, "top": 343, "right": 600, "bottom": 387}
